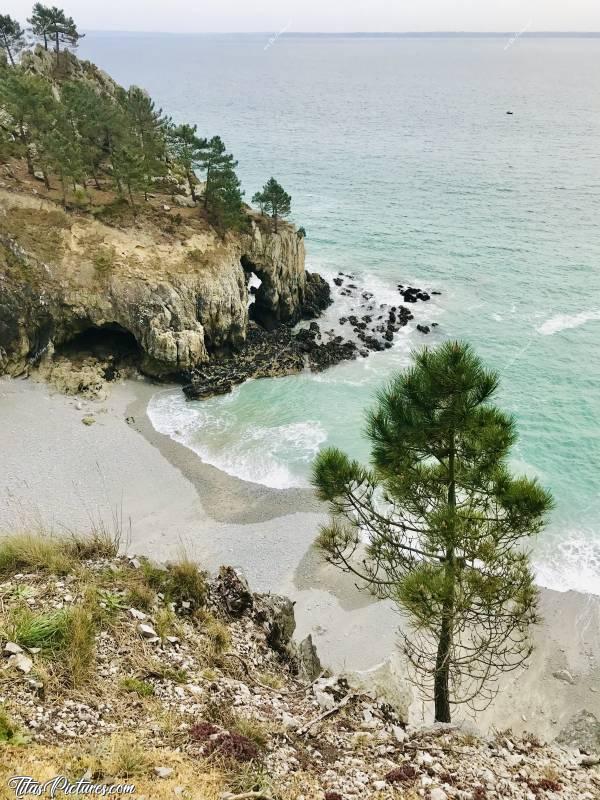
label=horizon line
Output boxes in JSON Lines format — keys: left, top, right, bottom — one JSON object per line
{"left": 82, "top": 30, "right": 600, "bottom": 37}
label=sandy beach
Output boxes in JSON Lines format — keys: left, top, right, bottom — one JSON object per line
{"left": 1, "top": 374, "right": 599, "bottom": 738}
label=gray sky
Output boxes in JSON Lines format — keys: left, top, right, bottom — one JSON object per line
{"left": 4, "top": 0, "right": 600, "bottom": 33}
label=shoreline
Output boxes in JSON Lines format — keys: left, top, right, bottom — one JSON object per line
{"left": 1, "top": 374, "right": 599, "bottom": 738}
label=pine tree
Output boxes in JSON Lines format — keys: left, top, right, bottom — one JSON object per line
{"left": 61, "top": 82, "right": 107, "bottom": 189}
{"left": 29, "top": 5, "right": 83, "bottom": 55}
{"left": 0, "top": 14, "right": 26, "bottom": 67}
{"left": 124, "top": 86, "right": 168, "bottom": 196}
{"left": 198, "top": 136, "right": 237, "bottom": 211}
{"left": 28, "top": 3, "right": 51, "bottom": 51}
{"left": 206, "top": 163, "right": 245, "bottom": 231}
{"left": 39, "top": 114, "right": 83, "bottom": 203}
{"left": 0, "top": 72, "right": 55, "bottom": 178}
{"left": 252, "top": 177, "right": 291, "bottom": 231}
{"left": 167, "top": 123, "right": 206, "bottom": 202}
{"left": 312, "top": 341, "right": 553, "bottom": 723}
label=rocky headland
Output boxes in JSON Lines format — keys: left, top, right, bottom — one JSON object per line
{"left": 0, "top": 169, "right": 439, "bottom": 401}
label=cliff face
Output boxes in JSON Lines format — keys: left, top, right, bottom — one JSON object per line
{"left": 0, "top": 186, "right": 311, "bottom": 379}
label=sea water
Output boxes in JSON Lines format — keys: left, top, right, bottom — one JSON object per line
{"left": 79, "top": 33, "right": 600, "bottom": 594}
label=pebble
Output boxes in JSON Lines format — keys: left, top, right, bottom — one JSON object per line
{"left": 138, "top": 623, "right": 158, "bottom": 639}
{"left": 154, "top": 767, "right": 173, "bottom": 778}
{"left": 553, "top": 669, "right": 575, "bottom": 684}
{"left": 430, "top": 790, "right": 448, "bottom": 800}
{"left": 8, "top": 653, "right": 33, "bottom": 674}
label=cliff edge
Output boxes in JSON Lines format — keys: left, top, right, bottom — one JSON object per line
{"left": 0, "top": 174, "right": 323, "bottom": 380}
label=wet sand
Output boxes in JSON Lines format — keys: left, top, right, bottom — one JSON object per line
{"left": 1, "top": 375, "right": 599, "bottom": 738}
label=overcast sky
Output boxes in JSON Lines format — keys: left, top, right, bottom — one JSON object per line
{"left": 4, "top": 0, "right": 600, "bottom": 33}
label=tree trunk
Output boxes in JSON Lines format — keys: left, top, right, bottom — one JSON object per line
{"left": 42, "top": 169, "right": 50, "bottom": 190}
{"left": 203, "top": 166, "right": 211, "bottom": 209}
{"left": 3, "top": 36, "right": 15, "bottom": 67}
{"left": 55, "top": 33, "right": 59, "bottom": 55}
{"left": 188, "top": 172, "right": 196, "bottom": 202}
{"left": 19, "top": 124, "right": 34, "bottom": 176}
{"left": 434, "top": 439, "right": 457, "bottom": 724}
{"left": 434, "top": 610, "right": 452, "bottom": 723}
{"left": 128, "top": 183, "right": 137, "bottom": 219}
{"left": 91, "top": 166, "right": 101, "bottom": 190}
{"left": 43, "top": 34, "right": 48, "bottom": 51}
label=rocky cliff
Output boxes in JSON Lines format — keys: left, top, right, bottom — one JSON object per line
{"left": 0, "top": 179, "right": 319, "bottom": 380}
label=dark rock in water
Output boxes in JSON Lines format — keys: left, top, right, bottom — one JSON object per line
{"left": 213, "top": 567, "right": 253, "bottom": 616}
{"left": 361, "top": 335, "right": 385, "bottom": 352}
{"left": 347, "top": 284, "right": 357, "bottom": 290}
{"left": 362, "top": 315, "right": 372, "bottom": 323}
{"left": 340, "top": 289, "right": 351, "bottom": 296}
{"left": 308, "top": 338, "right": 358, "bottom": 372}
{"left": 348, "top": 315, "right": 359, "bottom": 326}
{"left": 417, "top": 292, "right": 430, "bottom": 301}
{"left": 417, "top": 325, "right": 430, "bottom": 334}
{"left": 333, "top": 277, "right": 343, "bottom": 287}
{"left": 302, "top": 272, "right": 333, "bottom": 319}
{"left": 183, "top": 324, "right": 305, "bottom": 400}
{"left": 432, "top": 291, "right": 442, "bottom": 295}
{"left": 431, "top": 322, "right": 439, "bottom": 327}
{"left": 249, "top": 285, "right": 257, "bottom": 295}
{"left": 339, "top": 317, "right": 348, "bottom": 325}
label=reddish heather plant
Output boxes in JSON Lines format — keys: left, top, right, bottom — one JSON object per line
{"left": 204, "top": 730, "right": 259, "bottom": 762}
{"left": 385, "top": 763, "right": 418, "bottom": 784}
{"left": 189, "top": 722, "right": 259, "bottom": 763}
{"left": 189, "top": 722, "right": 220, "bottom": 742}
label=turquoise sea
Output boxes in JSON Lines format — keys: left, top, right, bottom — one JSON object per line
{"left": 80, "top": 33, "right": 600, "bottom": 594}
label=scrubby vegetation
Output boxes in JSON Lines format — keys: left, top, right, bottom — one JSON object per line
{"left": 0, "top": 532, "right": 597, "bottom": 799}
{"left": 0, "top": 6, "right": 257, "bottom": 232}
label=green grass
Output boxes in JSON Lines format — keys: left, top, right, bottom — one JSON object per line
{"left": 0, "top": 708, "right": 29, "bottom": 746}
{"left": 120, "top": 677, "right": 155, "bottom": 698}
{"left": 140, "top": 557, "right": 208, "bottom": 611}
{"left": 0, "top": 534, "right": 76, "bottom": 577}
{"left": 0, "top": 531, "right": 120, "bottom": 579}
{"left": 0, "top": 206, "right": 69, "bottom": 265}
{"left": 3, "top": 604, "right": 96, "bottom": 687}
{"left": 4, "top": 608, "right": 72, "bottom": 653}
{"left": 92, "top": 245, "right": 117, "bottom": 277}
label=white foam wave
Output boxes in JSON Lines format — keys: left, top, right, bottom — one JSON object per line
{"left": 537, "top": 310, "right": 600, "bottom": 336}
{"left": 147, "top": 390, "right": 326, "bottom": 489}
{"left": 534, "top": 532, "right": 600, "bottom": 596}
